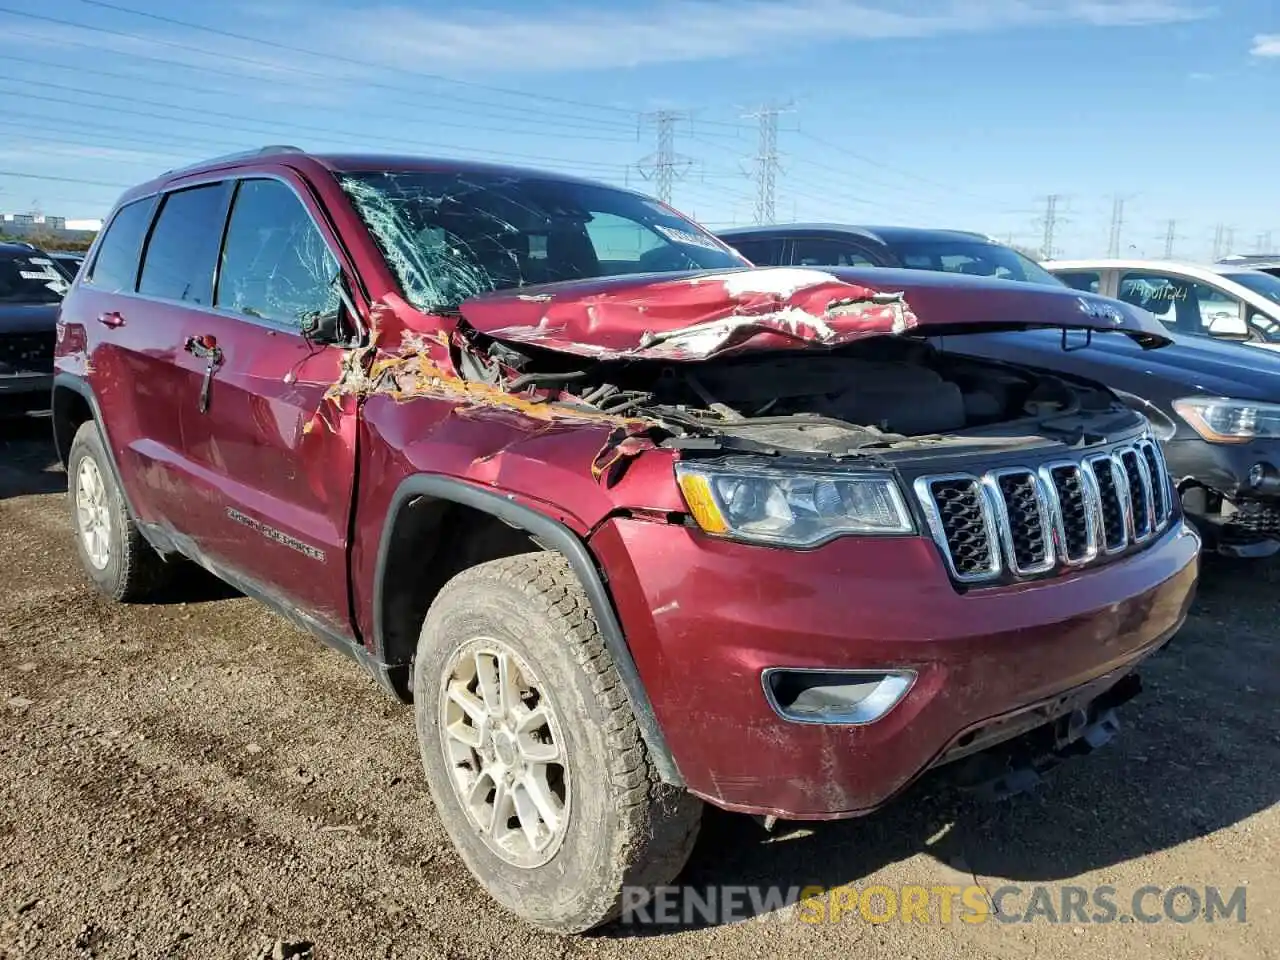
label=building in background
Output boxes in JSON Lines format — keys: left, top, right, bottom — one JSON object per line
{"left": 0, "top": 212, "right": 100, "bottom": 250}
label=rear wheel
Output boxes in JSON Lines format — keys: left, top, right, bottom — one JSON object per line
{"left": 413, "top": 553, "right": 702, "bottom": 933}
{"left": 67, "top": 420, "right": 169, "bottom": 601}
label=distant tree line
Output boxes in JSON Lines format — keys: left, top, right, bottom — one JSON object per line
{"left": 0, "top": 229, "right": 97, "bottom": 252}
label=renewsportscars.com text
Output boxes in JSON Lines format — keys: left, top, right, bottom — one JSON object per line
{"left": 620, "top": 883, "right": 1248, "bottom": 926}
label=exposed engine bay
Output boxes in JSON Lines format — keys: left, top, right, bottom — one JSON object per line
{"left": 479, "top": 336, "right": 1145, "bottom": 457}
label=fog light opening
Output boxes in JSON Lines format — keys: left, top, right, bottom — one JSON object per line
{"left": 1247, "top": 461, "right": 1280, "bottom": 494}
{"left": 762, "top": 668, "right": 916, "bottom": 725}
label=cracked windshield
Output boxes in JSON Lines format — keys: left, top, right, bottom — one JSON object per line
{"left": 339, "top": 171, "right": 746, "bottom": 312}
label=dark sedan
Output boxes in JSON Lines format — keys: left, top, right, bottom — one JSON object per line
{"left": 1, "top": 241, "right": 67, "bottom": 409}
{"left": 717, "top": 223, "right": 1280, "bottom": 557}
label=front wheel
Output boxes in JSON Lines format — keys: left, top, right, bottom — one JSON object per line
{"left": 413, "top": 553, "right": 702, "bottom": 933}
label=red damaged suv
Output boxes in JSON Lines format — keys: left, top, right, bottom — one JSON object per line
{"left": 53, "top": 147, "right": 1199, "bottom": 932}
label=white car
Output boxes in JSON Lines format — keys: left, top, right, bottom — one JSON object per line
{"left": 1043, "top": 258, "right": 1280, "bottom": 350}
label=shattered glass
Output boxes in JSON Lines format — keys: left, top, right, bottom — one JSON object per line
{"left": 216, "top": 179, "right": 341, "bottom": 327}
{"left": 338, "top": 170, "right": 745, "bottom": 314}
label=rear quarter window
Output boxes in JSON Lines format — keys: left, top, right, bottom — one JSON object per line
{"left": 87, "top": 196, "right": 157, "bottom": 293}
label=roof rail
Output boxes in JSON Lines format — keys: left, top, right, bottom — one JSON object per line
{"left": 160, "top": 145, "right": 305, "bottom": 179}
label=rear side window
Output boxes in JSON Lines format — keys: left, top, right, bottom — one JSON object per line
{"left": 87, "top": 196, "right": 156, "bottom": 293}
{"left": 139, "top": 183, "right": 231, "bottom": 305}
{"left": 215, "top": 179, "right": 340, "bottom": 328}
{"left": 791, "top": 237, "right": 878, "bottom": 267}
{"left": 725, "top": 236, "right": 784, "bottom": 265}
{"left": 1059, "top": 271, "right": 1101, "bottom": 293}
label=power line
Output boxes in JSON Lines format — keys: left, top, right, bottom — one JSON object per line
{"left": 1107, "top": 196, "right": 1131, "bottom": 257}
{"left": 635, "top": 111, "right": 693, "bottom": 205}
{"left": 0, "top": 6, "right": 646, "bottom": 136}
{"left": 0, "top": 79, "right": 635, "bottom": 174}
{"left": 0, "top": 170, "right": 132, "bottom": 188}
{"left": 792, "top": 129, "right": 1015, "bottom": 210}
{"left": 0, "top": 51, "right": 636, "bottom": 144}
{"left": 742, "top": 102, "right": 792, "bottom": 225}
{"left": 67, "top": 0, "right": 761, "bottom": 136}
{"left": 1211, "top": 224, "right": 1230, "bottom": 261}
{"left": 1039, "top": 195, "right": 1066, "bottom": 259}
{"left": 71, "top": 0, "right": 658, "bottom": 119}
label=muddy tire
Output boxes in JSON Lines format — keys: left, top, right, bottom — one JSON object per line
{"left": 67, "top": 420, "right": 169, "bottom": 602}
{"left": 413, "top": 552, "right": 702, "bottom": 934}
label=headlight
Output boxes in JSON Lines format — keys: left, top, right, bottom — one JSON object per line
{"left": 674, "top": 460, "right": 915, "bottom": 547}
{"left": 1172, "top": 397, "right": 1280, "bottom": 443}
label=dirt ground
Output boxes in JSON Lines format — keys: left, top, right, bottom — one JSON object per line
{"left": 1, "top": 411, "right": 1277, "bottom": 960}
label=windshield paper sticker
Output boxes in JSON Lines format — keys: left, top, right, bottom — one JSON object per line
{"left": 654, "top": 224, "right": 726, "bottom": 252}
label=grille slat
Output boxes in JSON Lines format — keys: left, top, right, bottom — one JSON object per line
{"left": 917, "top": 436, "right": 1174, "bottom": 585}
{"left": 915, "top": 476, "right": 999, "bottom": 582}
{"left": 1120, "top": 449, "right": 1153, "bottom": 541}
{"left": 1088, "top": 456, "right": 1128, "bottom": 553}
{"left": 991, "top": 470, "right": 1054, "bottom": 574}
{"left": 1138, "top": 439, "right": 1169, "bottom": 530}
{"left": 1043, "top": 463, "right": 1098, "bottom": 565}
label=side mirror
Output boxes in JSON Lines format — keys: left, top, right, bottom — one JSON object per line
{"left": 1249, "top": 312, "right": 1280, "bottom": 342}
{"left": 300, "top": 268, "right": 363, "bottom": 345}
{"left": 299, "top": 306, "right": 345, "bottom": 344}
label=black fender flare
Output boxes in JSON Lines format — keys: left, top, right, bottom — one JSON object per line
{"left": 372, "top": 474, "right": 682, "bottom": 786}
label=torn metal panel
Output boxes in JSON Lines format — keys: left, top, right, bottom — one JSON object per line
{"left": 462, "top": 267, "right": 918, "bottom": 361}
{"left": 459, "top": 265, "right": 1170, "bottom": 361}
{"left": 319, "top": 301, "right": 655, "bottom": 432}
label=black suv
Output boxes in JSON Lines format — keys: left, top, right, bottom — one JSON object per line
{"left": 718, "top": 223, "right": 1280, "bottom": 558}
{"left": 717, "top": 224, "right": 1063, "bottom": 286}
{"left": 1, "top": 241, "right": 68, "bottom": 409}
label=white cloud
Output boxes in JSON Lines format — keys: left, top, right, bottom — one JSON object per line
{"left": 1251, "top": 34, "right": 1280, "bottom": 57}
{"left": 305, "top": 0, "right": 1215, "bottom": 74}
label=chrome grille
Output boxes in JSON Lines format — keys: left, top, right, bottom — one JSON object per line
{"left": 916, "top": 436, "right": 1174, "bottom": 585}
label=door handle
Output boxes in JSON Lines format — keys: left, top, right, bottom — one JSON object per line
{"left": 184, "top": 335, "right": 224, "bottom": 414}
{"left": 96, "top": 311, "right": 126, "bottom": 329}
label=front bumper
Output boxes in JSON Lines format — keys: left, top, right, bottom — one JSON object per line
{"left": 1165, "top": 437, "right": 1280, "bottom": 553}
{"left": 0, "top": 371, "right": 53, "bottom": 397}
{"left": 591, "top": 517, "right": 1200, "bottom": 819}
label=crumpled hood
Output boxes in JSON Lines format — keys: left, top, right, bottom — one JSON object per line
{"left": 458, "top": 266, "right": 1169, "bottom": 361}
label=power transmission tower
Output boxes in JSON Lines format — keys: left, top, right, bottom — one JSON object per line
{"left": 742, "top": 102, "right": 793, "bottom": 225}
{"left": 636, "top": 110, "right": 692, "bottom": 205}
{"left": 1224, "top": 227, "right": 1236, "bottom": 257}
{"left": 1038, "top": 195, "right": 1066, "bottom": 259}
{"left": 1163, "top": 220, "right": 1178, "bottom": 259}
{"left": 1107, "top": 197, "right": 1128, "bottom": 257}
{"left": 1212, "top": 224, "right": 1225, "bottom": 261}
{"left": 1256, "top": 231, "right": 1274, "bottom": 254}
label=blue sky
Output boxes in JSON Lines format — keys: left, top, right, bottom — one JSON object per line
{"left": 0, "top": 0, "right": 1276, "bottom": 259}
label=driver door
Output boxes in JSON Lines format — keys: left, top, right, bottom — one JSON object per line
{"left": 174, "top": 175, "right": 361, "bottom": 634}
